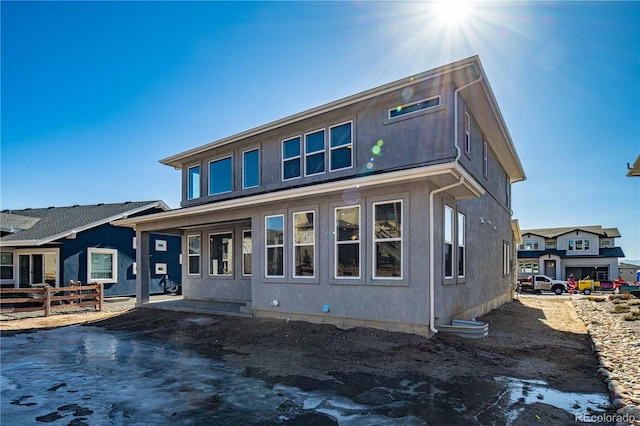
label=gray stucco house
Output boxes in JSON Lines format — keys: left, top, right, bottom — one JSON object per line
{"left": 116, "top": 56, "right": 526, "bottom": 336}
{"left": 0, "top": 201, "right": 181, "bottom": 297}
{"left": 517, "top": 225, "right": 625, "bottom": 283}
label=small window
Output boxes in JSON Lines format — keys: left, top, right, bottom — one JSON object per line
{"left": 457, "top": 212, "right": 465, "bottom": 278}
{"left": 282, "top": 137, "right": 301, "bottom": 180}
{"left": 209, "top": 157, "right": 232, "bottom": 195}
{"left": 305, "top": 130, "right": 325, "bottom": 176}
{"left": 506, "top": 176, "right": 511, "bottom": 208}
{"left": 335, "top": 206, "right": 360, "bottom": 278}
{"left": 483, "top": 140, "right": 488, "bottom": 176}
{"left": 464, "top": 112, "right": 471, "bottom": 154}
{"left": 330, "top": 122, "right": 352, "bottom": 171}
{"left": 243, "top": 149, "right": 260, "bottom": 189}
{"left": 155, "top": 240, "right": 167, "bottom": 252}
{"left": 444, "top": 206, "right": 454, "bottom": 278}
{"left": 87, "top": 248, "right": 118, "bottom": 283}
{"left": 209, "top": 233, "right": 233, "bottom": 276}
{"left": 1, "top": 252, "right": 14, "bottom": 280}
{"left": 388, "top": 96, "right": 440, "bottom": 119}
{"left": 568, "top": 240, "right": 574, "bottom": 251}
{"left": 584, "top": 239, "right": 590, "bottom": 250}
{"left": 265, "top": 215, "right": 284, "bottom": 277}
{"left": 188, "top": 165, "right": 201, "bottom": 199}
{"left": 373, "top": 201, "right": 402, "bottom": 279}
{"left": 503, "top": 242, "right": 510, "bottom": 276}
{"left": 155, "top": 263, "right": 167, "bottom": 275}
{"left": 242, "top": 230, "right": 252, "bottom": 276}
{"left": 293, "top": 211, "right": 315, "bottom": 277}
{"left": 187, "top": 235, "right": 201, "bottom": 275}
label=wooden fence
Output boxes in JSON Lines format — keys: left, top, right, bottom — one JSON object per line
{"left": 0, "top": 282, "right": 104, "bottom": 317}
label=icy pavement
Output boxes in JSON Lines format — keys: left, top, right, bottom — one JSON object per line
{"left": 1, "top": 326, "right": 612, "bottom": 425}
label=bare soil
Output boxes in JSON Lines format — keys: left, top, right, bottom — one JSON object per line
{"left": 1, "top": 295, "right": 612, "bottom": 424}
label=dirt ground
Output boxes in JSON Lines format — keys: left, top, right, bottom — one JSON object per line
{"left": 1, "top": 295, "right": 613, "bottom": 424}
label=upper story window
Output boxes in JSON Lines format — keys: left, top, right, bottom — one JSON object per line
{"left": 568, "top": 239, "right": 590, "bottom": 251}
{"left": 546, "top": 240, "right": 556, "bottom": 248}
{"left": 330, "top": 122, "right": 353, "bottom": 171}
{"left": 601, "top": 239, "right": 611, "bottom": 247}
{"left": 464, "top": 112, "right": 471, "bottom": 154}
{"left": 483, "top": 139, "right": 488, "bottom": 177}
{"left": 305, "top": 130, "right": 325, "bottom": 176}
{"left": 523, "top": 241, "right": 539, "bottom": 250}
{"left": 506, "top": 176, "right": 511, "bottom": 208}
{"left": 187, "top": 165, "right": 201, "bottom": 199}
{"left": 388, "top": 96, "right": 441, "bottom": 119}
{"left": 282, "top": 137, "right": 301, "bottom": 180}
{"left": 209, "top": 157, "right": 232, "bottom": 195}
{"left": 243, "top": 149, "right": 260, "bottom": 189}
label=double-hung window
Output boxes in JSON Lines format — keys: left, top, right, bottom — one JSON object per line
{"left": 457, "top": 212, "right": 465, "bottom": 278}
{"left": 209, "top": 157, "right": 232, "bottom": 195}
{"left": 293, "top": 211, "right": 315, "bottom": 277}
{"left": 187, "top": 235, "right": 201, "bottom": 275}
{"left": 187, "top": 165, "right": 201, "bottom": 199}
{"left": 373, "top": 201, "right": 402, "bottom": 278}
{"left": 464, "top": 112, "right": 471, "bottom": 154}
{"left": 305, "top": 130, "right": 325, "bottom": 176}
{"left": 282, "top": 137, "right": 301, "bottom": 180}
{"left": 209, "top": 233, "right": 232, "bottom": 276}
{"left": 242, "top": 230, "right": 252, "bottom": 276}
{"left": 335, "top": 206, "right": 360, "bottom": 278}
{"left": 87, "top": 248, "right": 118, "bottom": 283}
{"left": 444, "top": 206, "right": 454, "bottom": 279}
{"left": 0, "top": 252, "right": 13, "bottom": 280}
{"left": 265, "top": 215, "right": 284, "bottom": 277}
{"left": 330, "top": 122, "right": 352, "bottom": 171}
{"left": 243, "top": 149, "right": 260, "bottom": 189}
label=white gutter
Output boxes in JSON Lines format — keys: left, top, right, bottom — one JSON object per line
{"left": 429, "top": 72, "right": 483, "bottom": 334}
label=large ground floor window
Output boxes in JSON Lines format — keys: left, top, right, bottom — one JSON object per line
{"left": 87, "top": 248, "right": 117, "bottom": 283}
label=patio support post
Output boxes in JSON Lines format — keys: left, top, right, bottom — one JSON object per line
{"left": 136, "top": 230, "right": 151, "bottom": 306}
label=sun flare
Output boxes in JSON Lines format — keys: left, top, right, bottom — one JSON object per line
{"left": 435, "top": 0, "right": 472, "bottom": 26}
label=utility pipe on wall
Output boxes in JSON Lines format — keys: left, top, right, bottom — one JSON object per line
{"left": 428, "top": 72, "right": 484, "bottom": 334}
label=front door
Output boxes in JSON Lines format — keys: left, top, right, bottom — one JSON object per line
{"left": 17, "top": 252, "right": 58, "bottom": 288}
{"left": 544, "top": 260, "right": 556, "bottom": 279}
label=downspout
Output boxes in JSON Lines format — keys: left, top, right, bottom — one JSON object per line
{"left": 429, "top": 73, "right": 483, "bottom": 334}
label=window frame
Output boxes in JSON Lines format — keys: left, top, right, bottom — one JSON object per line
{"left": 208, "top": 232, "right": 233, "bottom": 277}
{"left": 329, "top": 121, "right": 353, "bottom": 172}
{"left": 87, "top": 248, "right": 118, "bottom": 284}
{"left": 187, "top": 235, "right": 201, "bottom": 276}
{"left": 334, "top": 205, "right": 361, "bottom": 279}
{"left": 293, "top": 210, "right": 316, "bottom": 278}
{"left": 282, "top": 136, "right": 302, "bottom": 181}
{"left": 304, "top": 129, "right": 326, "bottom": 177}
{"left": 187, "top": 164, "right": 201, "bottom": 200}
{"left": 388, "top": 95, "right": 441, "bottom": 120}
{"left": 265, "top": 215, "right": 285, "bottom": 278}
{"left": 503, "top": 241, "right": 511, "bottom": 276}
{"left": 483, "top": 139, "right": 488, "bottom": 177}
{"left": 242, "top": 148, "right": 260, "bottom": 189}
{"left": 457, "top": 212, "right": 466, "bottom": 279}
{"left": 208, "top": 156, "right": 233, "bottom": 196}
{"left": 372, "top": 200, "right": 403, "bottom": 280}
{"left": 242, "top": 230, "right": 252, "bottom": 277}
{"left": 444, "top": 205, "right": 454, "bottom": 279}
{"left": 464, "top": 112, "right": 471, "bottom": 155}
{"left": 1, "top": 251, "right": 14, "bottom": 282}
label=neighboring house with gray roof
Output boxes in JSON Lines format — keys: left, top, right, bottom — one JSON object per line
{"left": 0, "top": 201, "right": 181, "bottom": 297}
{"left": 517, "top": 225, "right": 625, "bottom": 282}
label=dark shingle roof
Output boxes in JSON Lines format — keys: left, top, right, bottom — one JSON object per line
{"left": 0, "top": 212, "right": 41, "bottom": 233}
{"left": 521, "top": 226, "right": 621, "bottom": 239}
{"left": 0, "top": 201, "right": 167, "bottom": 245}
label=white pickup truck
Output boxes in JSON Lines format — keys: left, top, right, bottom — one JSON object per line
{"left": 517, "top": 275, "right": 568, "bottom": 295}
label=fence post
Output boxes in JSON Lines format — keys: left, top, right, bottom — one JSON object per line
{"left": 97, "top": 282, "right": 104, "bottom": 312}
{"left": 44, "top": 287, "right": 51, "bottom": 317}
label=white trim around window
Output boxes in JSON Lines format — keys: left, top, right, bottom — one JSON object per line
{"left": 242, "top": 230, "right": 252, "bottom": 276}
{"left": 282, "top": 136, "right": 302, "bottom": 181}
{"left": 334, "top": 205, "right": 360, "bottom": 279}
{"left": 293, "top": 210, "right": 315, "bottom": 278}
{"left": 304, "top": 129, "right": 326, "bottom": 177}
{"left": 444, "top": 205, "right": 454, "bottom": 279}
{"left": 265, "top": 215, "right": 285, "bottom": 277}
{"left": 464, "top": 112, "right": 471, "bottom": 155}
{"left": 457, "top": 212, "right": 465, "bottom": 278}
{"left": 483, "top": 139, "right": 488, "bottom": 177}
{"left": 329, "top": 121, "right": 353, "bottom": 172}
{"left": 87, "top": 248, "right": 118, "bottom": 284}
{"left": 372, "top": 200, "right": 403, "bottom": 280}
{"left": 187, "top": 234, "right": 201, "bottom": 276}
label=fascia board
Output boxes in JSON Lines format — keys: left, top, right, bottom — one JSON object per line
{"left": 114, "top": 162, "right": 484, "bottom": 228}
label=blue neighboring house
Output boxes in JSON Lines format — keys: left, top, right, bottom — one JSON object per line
{"left": 0, "top": 201, "right": 181, "bottom": 297}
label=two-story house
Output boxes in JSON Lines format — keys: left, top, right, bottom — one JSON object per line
{"left": 517, "top": 226, "right": 625, "bottom": 282}
{"left": 115, "top": 56, "right": 525, "bottom": 336}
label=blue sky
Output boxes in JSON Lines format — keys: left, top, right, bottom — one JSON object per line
{"left": 1, "top": 1, "right": 638, "bottom": 261}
